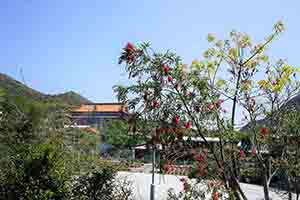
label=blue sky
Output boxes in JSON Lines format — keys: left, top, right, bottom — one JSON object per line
{"left": 0, "top": 0, "right": 299, "bottom": 102}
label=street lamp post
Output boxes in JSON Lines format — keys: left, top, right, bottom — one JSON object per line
{"left": 150, "top": 145, "right": 156, "bottom": 200}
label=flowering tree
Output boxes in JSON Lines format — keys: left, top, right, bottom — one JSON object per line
{"left": 115, "top": 21, "right": 300, "bottom": 199}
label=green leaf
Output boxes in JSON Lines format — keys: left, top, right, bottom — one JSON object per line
{"left": 216, "top": 79, "right": 226, "bottom": 88}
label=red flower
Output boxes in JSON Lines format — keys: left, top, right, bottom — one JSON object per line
{"left": 127, "top": 55, "right": 134, "bottom": 63}
{"left": 194, "top": 154, "right": 205, "bottom": 163}
{"left": 207, "top": 103, "right": 215, "bottom": 110}
{"left": 152, "top": 100, "right": 159, "bottom": 108}
{"left": 175, "top": 116, "right": 180, "bottom": 125}
{"left": 197, "top": 164, "right": 205, "bottom": 171}
{"left": 167, "top": 75, "right": 173, "bottom": 82}
{"left": 213, "top": 191, "right": 219, "bottom": 200}
{"left": 239, "top": 149, "right": 246, "bottom": 158}
{"left": 190, "top": 149, "right": 197, "bottom": 155}
{"left": 121, "top": 42, "right": 136, "bottom": 64}
{"left": 163, "top": 164, "right": 169, "bottom": 172}
{"left": 163, "top": 65, "right": 169, "bottom": 75}
{"left": 125, "top": 42, "right": 134, "bottom": 51}
{"left": 259, "top": 127, "right": 269, "bottom": 137}
{"left": 216, "top": 99, "right": 224, "bottom": 107}
{"left": 163, "top": 164, "right": 174, "bottom": 174}
{"left": 196, "top": 172, "right": 205, "bottom": 177}
{"left": 184, "top": 121, "right": 192, "bottom": 129}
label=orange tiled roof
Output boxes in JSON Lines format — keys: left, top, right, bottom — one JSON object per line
{"left": 83, "top": 127, "right": 98, "bottom": 134}
{"left": 72, "top": 103, "right": 128, "bottom": 113}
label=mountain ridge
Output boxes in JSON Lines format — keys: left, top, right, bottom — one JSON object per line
{"left": 0, "top": 73, "right": 92, "bottom": 105}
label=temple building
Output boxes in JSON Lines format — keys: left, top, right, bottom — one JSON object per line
{"left": 70, "top": 103, "right": 128, "bottom": 139}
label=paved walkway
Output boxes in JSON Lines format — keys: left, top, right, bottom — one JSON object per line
{"left": 117, "top": 171, "right": 293, "bottom": 200}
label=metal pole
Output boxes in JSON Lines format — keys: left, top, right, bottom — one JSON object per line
{"left": 150, "top": 146, "right": 156, "bottom": 200}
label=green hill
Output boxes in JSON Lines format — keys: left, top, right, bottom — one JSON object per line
{"left": 0, "top": 73, "right": 92, "bottom": 105}
{"left": 0, "top": 73, "right": 98, "bottom": 157}
{"left": 241, "top": 95, "right": 300, "bottom": 132}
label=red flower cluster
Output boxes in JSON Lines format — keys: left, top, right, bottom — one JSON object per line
{"left": 175, "top": 116, "right": 180, "bottom": 125}
{"left": 216, "top": 99, "right": 224, "bottom": 107}
{"left": 239, "top": 149, "right": 246, "bottom": 159}
{"left": 193, "top": 149, "right": 209, "bottom": 177}
{"left": 190, "top": 149, "right": 197, "bottom": 155}
{"left": 207, "top": 99, "right": 224, "bottom": 111}
{"left": 162, "top": 65, "right": 170, "bottom": 74}
{"left": 184, "top": 121, "right": 192, "bottom": 129}
{"left": 194, "top": 154, "right": 205, "bottom": 163}
{"left": 162, "top": 65, "right": 174, "bottom": 84}
{"left": 163, "top": 163, "right": 175, "bottom": 174}
{"left": 125, "top": 42, "right": 134, "bottom": 51}
{"left": 259, "top": 127, "right": 269, "bottom": 137}
{"left": 120, "top": 42, "right": 137, "bottom": 64}
{"left": 207, "top": 103, "right": 215, "bottom": 110}
{"left": 197, "top": 164, "right": 208, "bottom": 173}
{"left": 152, "top": 100, "right": 160, "bottom": 108}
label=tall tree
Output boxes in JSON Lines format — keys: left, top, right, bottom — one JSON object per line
{"left": 116, "top": 21, "right": 300, "bottom": 199}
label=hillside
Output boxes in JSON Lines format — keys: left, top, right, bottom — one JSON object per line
{"left": 0, "top": 73, "right": 92, "bottom": 105}
{"left": 241, "top": 95, "right": 300, "bottom": 132}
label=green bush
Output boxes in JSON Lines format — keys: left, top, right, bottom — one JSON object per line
{"left": 69, "top": 168, "right": 116, "bottom": 200}
{"left": 0, "top": 143, "right": 69, "bottom": 200}
{"left": 0, "top": 90, "right": 134, "bottom": 200}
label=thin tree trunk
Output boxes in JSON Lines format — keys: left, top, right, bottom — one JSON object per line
{"left": 236, "top": 179, "right": 248, "bottom": 200}
{"left": 263, "top": 174, "right": 270, "bottom": 200}
{"left": 229, "top": 175, "right": 248, "bottom": 200}
{"left": 229, "top": 175, "right": 241, "bottom": 200}
{"left": 229, "top": 59, "right": 247, "bottom": 200}
{"left": 288, "top": 176, "right": 292, "bottom": 200}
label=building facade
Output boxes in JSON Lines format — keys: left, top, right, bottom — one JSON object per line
{"left": 71, "top": 103, "right": 128, "bottom": 139}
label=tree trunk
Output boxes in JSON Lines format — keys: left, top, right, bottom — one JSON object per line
{"left": 263, "top": 174, "right": 270, "bottom": 200}
{"left": 287, "top": 176, "right": 292, "bottom": 200}
{"left": 229, "top": 176, "right": 248, "bottom": 200}
{"left": 236, "top": 178, "right": 248, "bottom": 200}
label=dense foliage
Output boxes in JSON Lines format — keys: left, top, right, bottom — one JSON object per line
{"left": 0, "top": 90, "right": 133, "bottom": 200}
{"left": 106, "top": 119, "right": 146, "bottom": 148}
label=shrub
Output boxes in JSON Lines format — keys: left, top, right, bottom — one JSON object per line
{"left": 69, "top": 168, "right": 116, "bottom": 200}
{"left": 0, "top": 143, "right": 69, "bottom": 200}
